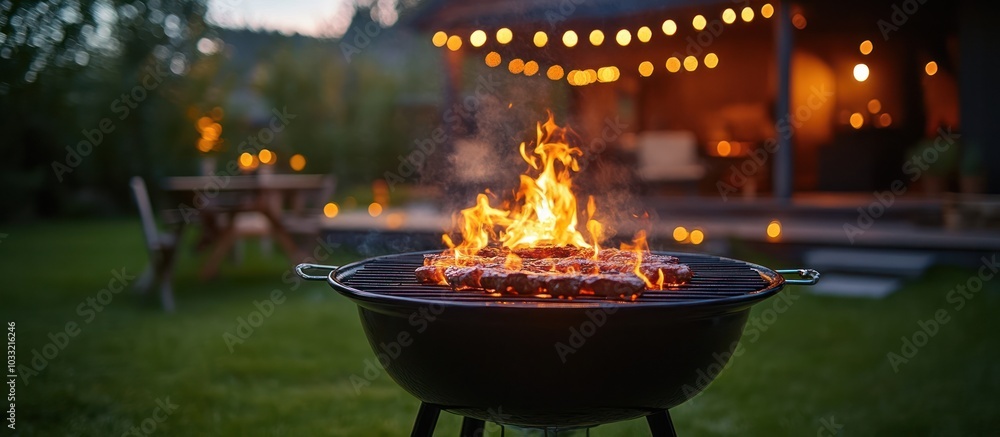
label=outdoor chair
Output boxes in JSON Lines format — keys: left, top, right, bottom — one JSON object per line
{"left": 129, "top": 176, "right": 181, "bottom": 312}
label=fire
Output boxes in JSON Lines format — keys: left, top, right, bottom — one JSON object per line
{"left": 448, "top": 113, "right": 597, "bottom": 255}
{"left": 444, "top": 112, "right": 664, "bottom": 289}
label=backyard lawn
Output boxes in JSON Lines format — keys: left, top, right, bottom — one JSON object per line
{"left": 1, "top": 220, "right": 998, "bottom": 436}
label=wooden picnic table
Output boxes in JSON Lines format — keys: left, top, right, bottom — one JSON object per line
{"left": 162, "top": 173, "right": 332, "bottom": 280}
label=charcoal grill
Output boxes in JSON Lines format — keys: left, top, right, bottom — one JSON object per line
{"left": 296, "top": 250, "right": 818, "bottom": 436}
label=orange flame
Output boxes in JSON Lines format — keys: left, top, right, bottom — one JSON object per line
{"left": 621, "top": 230, "right": 655, "bottom": 289}
{"left": 448, "top": 113, "right": 596, "bottom": 254}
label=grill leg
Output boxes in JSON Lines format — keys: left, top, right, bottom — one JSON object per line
{"left": 460, "top": 417, "right": 485, "bottom": 437}
{"left": 410, "top": 403, "right": 441, "bottom": 437}
{"left": 646, "top": 410, "right": 678, "bottom": 437}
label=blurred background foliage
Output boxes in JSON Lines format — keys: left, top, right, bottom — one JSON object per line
{"left": 0, "top": 0, "right": 438, "bottom": 220}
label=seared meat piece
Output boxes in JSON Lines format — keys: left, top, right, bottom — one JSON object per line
{"left": 513, "top": 246, "right": 593, "bottom": 259}
{"left": 545, "top": 275, "right": 584, "bottom": 297}
{"left": 415, "top": 265, "right": 446, "bottom": 284}
{"left": 444, "top": 266, "right": 484, "bottom": 290}
{"left": 581, "top": 274, "right": 646, "bottom": 297}
{"left": 476, "top": 246, "right": 509, "bottom": 258}
{"left": 638, "top": 263, "right": 694, "bottom": 285}
{"left": 555, "top": 258, "right": 599, "bottom": 274}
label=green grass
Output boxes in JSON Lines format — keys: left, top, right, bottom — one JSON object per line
{"left": 0, "top": 220, "right": 998, "bottom": 436}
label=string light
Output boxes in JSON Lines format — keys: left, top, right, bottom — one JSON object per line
{"left": 692, "top": 14, "right": 707, "bottom": 30}
{"left": 860, "top": 40, "right": 873, "bottom": 55}
{"left": 616, "top": 29, "right": 631, "bottom": 46}
{"left": 496, "top": 28, "right": 512, "bottom": 44}
{"left": 853, "top": 63, "right": 869, "bottom": 82}
{"left": 469, "top": 30, "right": 487, "bottom": 47}
{"left": 563, "top": 30, "right": 578, "bottom": 47}
{"left": 589, "top": 29, "right": 605, "bottom": 46}
{"left": 722, "top": 8, "right": 736, "bottom": 24}
{"left": 704, "top": 53, "right": 719, "bottom": 69}
{"left": 662, "top": 19, "right": 677, "bottom": 35}
{"left": 533, "top": 31, "right": 547, "bottom": 47}
{"left": 636, "top": 26, "right": 652, "bottom": 42}
{"left": 638, "top": 61, "right": 654, "bottom": 77}
{"left": 431, "top": 31, "right": 447, "bottom": 47}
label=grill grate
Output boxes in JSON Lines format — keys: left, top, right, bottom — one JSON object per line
{"left": 338, "top": 252, "right": 776, "bottom": 305}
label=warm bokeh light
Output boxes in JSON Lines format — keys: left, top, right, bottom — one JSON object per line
{"left": 717, "top": 140, "right": 732, "bottom": 156}
{"left": 615, "top": 29, "right": 631, "bottom": 46}
{"left": 584, "top": 69, "right": 597, "bottom": 84}
{"left": 860, "top": 40, "right": 873, "bottom": 55}
{"left": 239, "top": 152, "right": 254, "bottom": 168}
{"left": 470, "top": 30, "right": 487, "bottom": 47}
{"left": 385, "top": 212, "right": 405, "bottom": 230}
{"left": 485, "top": 51, "right": 501, "bottom": 67}
{"left": 547, "top": 65, "right": 564, "bottom": 80}
{"left": 589, "top": 29, "right": 605, "bottom": 46}
{"left": 761, "top": 3, "right": 774, "bottom": 18}
{"left": 289, "top": 153, "right": 306, "bottom": 171}
{"left": 692, "top": 15, "right": 707, "bottom": 30}
{"left": 704, "top": 53, "right": 719, "bottom": 69}
{"left": 853, "top": 63, "right": 870, "bottom": 81}
{"left": 432, "top": 31, "right": 447, "bottom": 47}
{"left": 638, "top": 61, "right": 654, "bottom": 77}
{"left": 533, "top": 31, "right": 548, "bottom": 47}
{"left": 850, "top": 112, "right": 864, "bottom": 129}
{"left": 683, "top": 55, "right": 698, "bottom": 71}
{"left": 742, "top": 7, "right": 755, "bottom": 22}
{"left": 766, "top": 220, "right": 781, "bottom": 239}
{"left": 666, "top": 57, "right": 681, "bottom": 73}
{"left": 637, "top": 26, "right": 652, "bottom": 42}
{"left": 722, "top": 8, "right": 736, "bottom": 24}
{"left": 662, "top": 19, "right": 677, "bottom": 35}
{"left": 446, "top": 35, "right": 462, "bottom": 51}
{"left": 562, "top": 30, "right": 578, "bottom": 47}
{"left": 791, "top": 13, "right": 806, "bottom": 29}
{"left": 867, "top": 99, "right": 882, "bottom": 114}
{"left": 673, "top": 226, "right": 689, "bottom": 242}
{"left": 258, "top": 148, "right": 275, "bottom": 165}
{"left": 523, "top": 60, "right": 539, "bottom": 76}
{"left": 689, "top": 229, "right": 704, "bottom": 245}
{"left": 597, "top": 67, "right": 617, "bottom": 82}
{"left": 323, "top": 202, "right": 339, "bottom": 218}
{"left": 508, "top": 58, "right": 525, "bottom": 74}
{"left": 879, "top": 113, "right": 893, "bottom": 127}
{"left": 368, "top": 202, "right": 383, "bottom": 217}
{"left": 196, "top": 138, "right": 214, "bottom": 152}
{"left": 925, "top": 61, "right": 938, "bottom": 76}
{"left": 496, "top": 28, "right": 512, "bottom": 44}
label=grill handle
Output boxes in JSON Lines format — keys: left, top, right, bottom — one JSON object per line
{"left": 295, "top": 263, "right": 339, "bottom": 281}
{"left": 777, "top": 269, "right": 820, "bottom": 285}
